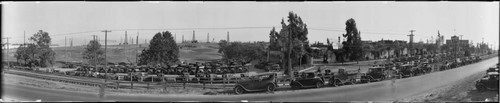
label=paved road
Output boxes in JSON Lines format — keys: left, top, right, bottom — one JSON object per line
{"left": 2, "top": 57, "right": 497, "bottom": 102}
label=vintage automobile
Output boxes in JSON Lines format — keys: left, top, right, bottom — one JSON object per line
{"left": 486, "top": 67, "right": 499, "bottom": 73}
{"left": 233, "top": 72, "right": 278, "bottom": 94}
{"left": 361, "top": 66, "right": 386, "bottom": 83}
{"left": 399, "top": 64, "right": 414, "bottom": 78}
{"left": 328, "top": 68, "right": 360, "bottom": 86}
{"left": 420, "top": 62, "right": 432, "bottom": 74}
{"left": 475, "top": 72, "right": 499, "bottom": 91}
{"left": 290, "top": 72, "right": 325, "bottom": 89}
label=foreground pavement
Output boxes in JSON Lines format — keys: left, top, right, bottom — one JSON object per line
{"left": 2, "top": 57, "right": 497, "bottom": 102}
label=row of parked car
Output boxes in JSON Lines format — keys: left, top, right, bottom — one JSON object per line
{"left": 61, "top": 60, "right": 254, "bottom": 82}
{"left": 233, "top": 54, "right": 492, "bottom": 94}
{"left": 475, "top": 63, "right": 499, "bottom": 91}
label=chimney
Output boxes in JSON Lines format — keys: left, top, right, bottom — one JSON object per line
{"left": 125, "top": 31, "right": 128, "bottom": 45}
{"left": 227, "top": 31, "right": 230, "bottom": 42}
{"left": 192, "top": 30, "right": 195, "bottom": 42}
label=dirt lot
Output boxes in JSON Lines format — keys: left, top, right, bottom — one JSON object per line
{"left": 399, "top": 70, "right": 499, "bottom": 102}
{"left": 2, "top": 43, "right": 222, "bottom": 64}
{"left": 2, "top": 73, "right": 233, "bottom": 96}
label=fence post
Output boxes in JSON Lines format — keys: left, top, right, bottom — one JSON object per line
{"left": 203, "top": 81, "right": 206, "bottom": 90}
{"left": 99, "top": 83, "right": 105, "bottom": 98}
{"left": 131, "top": 81, "right": 133, "bottom": 89}
{"left": 147, "top": 82, "right": 150, "bottom": 90}
{"left": 116, "top": 82, "right": 119, "bottom": 89}
{"left": 183, "top": 81, "right": 186, "bottom": 89}
{"left": 163, "top": 78, "right": 167, "bottom": 92}
{"left": 210, "top": 76, "right": 213, "bottom": 84}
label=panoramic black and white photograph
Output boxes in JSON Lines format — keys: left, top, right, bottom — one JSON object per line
{"left": 1, "top": 1, "right": 499, "bottom": 102}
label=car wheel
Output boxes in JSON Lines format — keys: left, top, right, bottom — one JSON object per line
{"left": 291, "top": 84, "right": 299, "bottom": 90}
{"left": 234, "top": 86, "right": 244, "bottom": 95}
{"left": 476, "top": 85, "right": 487, "bottom": 92}
{"left": 267, "top": 84, "right": 276, "bottom": 92}
{"left": 315, "top": 82, "right": 323, "bottom": 88}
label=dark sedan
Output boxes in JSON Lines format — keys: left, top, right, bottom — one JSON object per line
{"left": 233, "top": 72, "right": 278, "bottom": 94}
{"left": 290, "top": 72, "right": 325, "bottom": 89}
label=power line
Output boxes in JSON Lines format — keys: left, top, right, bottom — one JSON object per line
{"left": 50, "top": 27, "right": 410, "bottom": 37}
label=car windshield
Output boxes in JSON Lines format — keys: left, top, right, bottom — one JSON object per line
{"left": 307, "top": 73, "right": 315, "bottom": 78}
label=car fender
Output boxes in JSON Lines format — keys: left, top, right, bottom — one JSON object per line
{"left": 234, "top": 84, "right": 252, "bottom": 91}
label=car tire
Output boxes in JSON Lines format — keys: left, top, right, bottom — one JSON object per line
{"left": 476, "top": 85, "right": 487, "bottom": 92}
{"left": 234, "top": 86, "right": 244, "bottom": 95}
{"left": 267, "top": 84, "right": 275, "bottom": 92}
{"left": 291, "top": 84, "right": 299, "bottom": 90}
{"left": 315, "top": 82, "right": 323, "bottom": 88}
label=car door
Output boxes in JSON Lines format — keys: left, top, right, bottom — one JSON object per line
{"left": 256, "top": 74, "right": 272, "bottom": 89}
{"left": 243, "top": 76, "right": 260, "bottom": 90}
{"left": 302, "top": 73, "right": 315, "bottom": 86}
{"left": 486, "top": 75, "right": 499, "bottom": 89}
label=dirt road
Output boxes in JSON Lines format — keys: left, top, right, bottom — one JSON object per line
{"left": 2, "top": 57, "right": 497, "bottom": 102}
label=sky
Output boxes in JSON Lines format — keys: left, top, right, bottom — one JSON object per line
{"left": 2, "top": 2, "right": 499, "bottom": 49}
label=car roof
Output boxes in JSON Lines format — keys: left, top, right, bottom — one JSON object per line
{"left": 254, "top": 72, "right": 277, "bottom": 76}
{"left": 487, "top": 72, "right": 499, "bottom": 75}
{"left": 369, "top": 66, "right": 384, "bottom": 69}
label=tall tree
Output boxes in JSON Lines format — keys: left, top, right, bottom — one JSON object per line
{"left": 268, "top": 11, "right": 310, "bottom": 74}
{"left": 218, "top": 40, "right": 228, "bottom": 54}
{"left": 268, "top": 27, "right": 281, "bottom": 51}
{"left": 14, "top": 30, "right": 56, "bottom": 67}
{"left": 138, "top": 31, "right": 179, "bottom": 66}
{"left": 82, "top": 40, "right": 105, "bottom": 66}
{"left": 341, "top": 18, "right": 363, "bottom": 62}
{"left": 218, "top": 41, "right": 267, "bottom": 63}
{"left": 14, "top": 44, "right": 38, "bottom": 66}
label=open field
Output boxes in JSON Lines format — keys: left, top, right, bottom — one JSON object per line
{"left": 2, "top": 43, "right": 222, "bottom": 65}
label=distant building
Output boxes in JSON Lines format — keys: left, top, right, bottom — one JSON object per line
{"left": 446, "top": 35, "right": 469, "bottom": 55}
{"left": 446, "top": 35, "right": 468, "bottom": 45}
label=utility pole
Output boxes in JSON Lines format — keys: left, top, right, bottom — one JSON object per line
{"left": 207, "top": 33, "right": 209, "bottom": 43}
{"left": 91, "top": 35, "right": 98, "bottom": 72}
{"left": 65, "top": 36, "right": 67, "bottom": 58}
{"left": 3, "top": 37, "right": 11, "bottom": 70}
{"left": 102, "top": 30, "right": 112, "bottom": 83}
{"left": 136, "top": 32, "right": 139, "bottom": 65}
{"left": 408, "top": 30, "right": 415, "bottom": 56}
{"left": 288, "top": 28, "right": 293, "bottom": 78}
{"left": 459, "top": 35, "right": 463, "bottom": 56}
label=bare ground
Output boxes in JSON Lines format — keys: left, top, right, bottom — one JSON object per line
{"left": 399, "top": 71, "right": 499, "bottom": 102}
{"left": 2, "top": 73, "right": 234, "bottom": 96}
